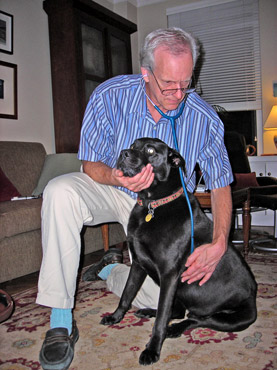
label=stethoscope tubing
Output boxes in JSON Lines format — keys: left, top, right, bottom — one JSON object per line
{"left": 154, "top": 100, "right": 195, "bottom": 255}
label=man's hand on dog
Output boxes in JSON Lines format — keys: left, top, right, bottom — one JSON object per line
{"left": 113, "top": 163, "right": 154, "bottom": 193}
{"left": 181, "top": 238, "right": 227, "bottom": 286}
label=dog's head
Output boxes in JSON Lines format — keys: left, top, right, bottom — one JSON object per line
{"left": 116, "top": 138, "right": 186, "bottom": 183}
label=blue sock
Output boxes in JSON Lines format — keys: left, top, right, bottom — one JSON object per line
{"left": 98, "top": 263, "right": 118, "bottom": 280}
{"left": 50, "top": 308, "right": 72, "bottom": 335}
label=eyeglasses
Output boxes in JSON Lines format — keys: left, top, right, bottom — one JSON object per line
{"left": 150, "top": 68, "right": 195, "bottom": 96}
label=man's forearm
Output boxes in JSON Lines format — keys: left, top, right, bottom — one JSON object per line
{"left": 83, "top": 161, "right": 119, "bottom": 186}
{"left": 211, "top": 185, "right": 232, "bottom": 247}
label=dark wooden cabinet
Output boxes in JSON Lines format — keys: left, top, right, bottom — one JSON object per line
{"left": 43, "top": 0, "right": 137, "bottom": 152}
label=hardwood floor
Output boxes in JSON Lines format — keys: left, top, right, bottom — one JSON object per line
{"left": 0, "top": 228, "right": 275, "bottom": 297}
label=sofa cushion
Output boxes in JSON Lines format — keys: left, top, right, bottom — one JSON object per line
{"left": 0, "top": 198, "right": 42, "bottom": 240}
{"left": 0, "top": 167, "right": 21, "bottom": 202}
{"left": 32, "top": 153, "right": 81, "bottom": 196}
{"left": 0, "top": 142, "right": 46, "bottom": 196}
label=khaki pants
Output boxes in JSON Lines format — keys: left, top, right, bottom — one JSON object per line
{"left": 107, "top": 265, "right": 160, "bottom": 309}
{"left": 36, "top": 172, "right": 159, "bottom": 309}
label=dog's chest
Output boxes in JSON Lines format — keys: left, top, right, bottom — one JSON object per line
{"left": 129, "top": 205, "right": 174, "bottom": 237}
{"left": 128, "top": 204, "right": 191, "bottom": 262}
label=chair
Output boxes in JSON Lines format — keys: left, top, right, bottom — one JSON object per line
{"left": 224, "top": 131, "right": 277, "bottom": 256}
{"left": 101, "top": 224, "right": 110, "bottom": 252}
{"left": 249, "top": 188, "right": 277, "bottom": 252}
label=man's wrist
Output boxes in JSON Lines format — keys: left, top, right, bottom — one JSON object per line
{"left": 212, "top": 234, "right": 228, "bottom": 252}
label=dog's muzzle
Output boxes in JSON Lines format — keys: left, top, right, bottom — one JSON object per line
{"left": 116, "top": 149, "right": 147, "bottom": 177}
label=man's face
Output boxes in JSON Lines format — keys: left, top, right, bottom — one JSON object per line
{"left": 142, "top": 47, "right": 193, "bottom": 113}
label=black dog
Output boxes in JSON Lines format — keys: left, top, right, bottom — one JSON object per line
{"left": 100, "top": 138, "right": 257, "bottom": 366}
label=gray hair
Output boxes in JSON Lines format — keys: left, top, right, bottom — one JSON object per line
{"left": 140, "top": 27, "right": 199, "bottom": 71}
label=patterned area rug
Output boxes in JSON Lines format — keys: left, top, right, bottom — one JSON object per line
{"left": 0, "top": 253, "right": 277, "bottom": 370}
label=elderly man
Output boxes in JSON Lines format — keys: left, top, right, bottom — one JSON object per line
{"left": 37, "top": 27, "right": 233, "bottom": 370}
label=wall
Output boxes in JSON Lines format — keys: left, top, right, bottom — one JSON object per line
{"left": 0, "top": 0, "right": 55, "bottom": 153}
{"left": 0, "top": 0, "right": 276, "bottom": 155}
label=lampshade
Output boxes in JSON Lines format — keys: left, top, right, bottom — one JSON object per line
{"left": 264, "top": 105, "right": 277, "bottom": 130}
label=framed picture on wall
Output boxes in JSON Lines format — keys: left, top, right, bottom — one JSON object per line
{"left": 0, "top": 61, "right": 18, "bottom": 119}
{"left": 0, "top": 11, "right": 13, "bottom": 54}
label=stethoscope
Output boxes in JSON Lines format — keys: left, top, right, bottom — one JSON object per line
{"left": 141, "top": 77, "right": 195, "bottom": 254}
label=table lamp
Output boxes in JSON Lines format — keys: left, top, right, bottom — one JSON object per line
{"left": 264, "top": 105, "right": 277, "bottom": 148}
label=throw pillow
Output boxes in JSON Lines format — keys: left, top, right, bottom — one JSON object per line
{"left": 0, "top": 167, "right": 21, "bottom": 201}
{"left": 232, "top": 172, "right": 259, "bottom": 191}
{"left": 32, "top": 153, "right": 82, "bottom": 196}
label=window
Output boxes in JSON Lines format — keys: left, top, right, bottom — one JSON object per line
{"left": 167, "top": 0, "right": 262, "bottom": 153}
{"left": 167, "top": 0, "right": 261, "bottom": 111}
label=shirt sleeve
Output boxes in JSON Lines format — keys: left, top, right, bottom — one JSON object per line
{"left": 78, "top": 91, "right": 114, "bottom": 166}
{"left": 198, "top": 116, "right": 233, "bottom": 190}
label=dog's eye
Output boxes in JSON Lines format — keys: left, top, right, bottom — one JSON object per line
{"left": 146, "top": 147, "right": 155, "bottom": 155}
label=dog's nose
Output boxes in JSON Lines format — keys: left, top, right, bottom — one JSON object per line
{"left": 121, "top": 150, "right": 130, "bottom": 158}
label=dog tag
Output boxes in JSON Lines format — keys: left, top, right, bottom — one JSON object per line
{"left": 145, "top": 213, "right": 153, "bottom": 222}
{"left": 145, "top": 204, "right": 154, "bottom": 222}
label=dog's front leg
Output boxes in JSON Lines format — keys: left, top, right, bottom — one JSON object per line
{"left": 100, "top": 260, "right": 147, "bottom": 325}
{"left": 139, "top": 276, "right": 179, "bottom": 366}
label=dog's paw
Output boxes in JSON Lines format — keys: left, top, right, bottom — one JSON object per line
{"left": 100, "top": 314, "right": 121, "bottom": 326}
{"left": 166, "top": 323, "right": 184, "bottom": 338}
{"left": 139, "top": 348, "right": 160, "bottom": 366}
{"left": 135, "top": 308, "right": 157, "bottom": 318}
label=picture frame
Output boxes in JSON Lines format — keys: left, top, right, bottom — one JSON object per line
{"left": 0, "top": 11, "right": 13, "bottom": 54}
{"left": 0, "top": 61, "right": 18, "bottom": 119}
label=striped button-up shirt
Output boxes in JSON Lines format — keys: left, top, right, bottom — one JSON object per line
{"left": 78, "top": 74, "right": 233, "bottom": 199}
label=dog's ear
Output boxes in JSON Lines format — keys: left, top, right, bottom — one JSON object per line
{"left": 168, "top": 148, "right": 186, "bottom": 174}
